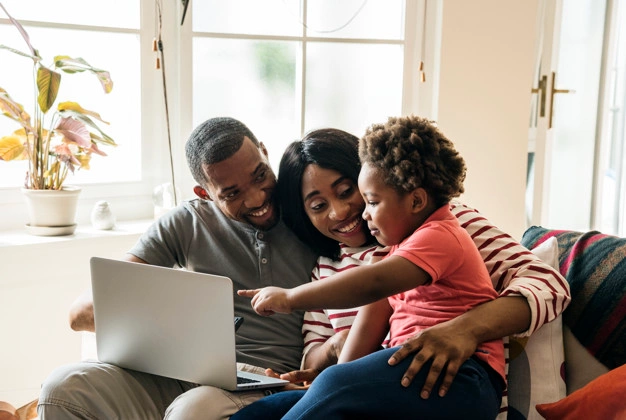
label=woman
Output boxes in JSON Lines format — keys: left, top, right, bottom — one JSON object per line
{"left": 232, "top": 127, "right": 570, "bottom": 419}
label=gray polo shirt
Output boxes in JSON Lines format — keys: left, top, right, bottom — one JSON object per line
{"left": 128, "top": 199, "right": 317, "bottom": 373}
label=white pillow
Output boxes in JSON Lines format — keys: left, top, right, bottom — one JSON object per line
{"left": 530, "top": 236, "right": 559, "bottom": 269}
{"left": 507, "top": 237, "right": 567, "bottom": 420}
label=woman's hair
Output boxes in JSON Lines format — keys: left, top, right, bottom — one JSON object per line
{"left": 277, "top": 128, "right": 372, "bottom": 260}
{"left": 359, "top": 115, "right": 466, "bottom": 207}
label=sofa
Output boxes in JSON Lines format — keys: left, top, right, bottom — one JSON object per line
{"left": 2, "top": 225, "right": 624, "bottom": 420}
{"left": 506, "top": 226, "right": 626, "bottom": 419}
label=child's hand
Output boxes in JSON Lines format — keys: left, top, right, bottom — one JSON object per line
{"left": 237, "top": 286, "right": 293, "bottom": 316}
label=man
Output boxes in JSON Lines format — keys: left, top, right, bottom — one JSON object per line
{"left": 37, "top": 117, "right": 318, "bottom": 419}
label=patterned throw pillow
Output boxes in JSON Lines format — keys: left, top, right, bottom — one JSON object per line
{"left": 521, "top": 227, "right": 626, "bottom": 370}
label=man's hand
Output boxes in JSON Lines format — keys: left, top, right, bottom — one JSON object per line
{"left": 387, "top": 320, "right": 478, "bottom": 399}
{"left": 237, "top": 286, "right": 292, "bottom": 316}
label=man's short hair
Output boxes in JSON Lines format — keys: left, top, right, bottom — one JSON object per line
{"left": 185, "top": 117, "right": 260, "bottom": 184}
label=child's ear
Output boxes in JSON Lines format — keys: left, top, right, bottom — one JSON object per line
{"left": 410, "top": 188, "right": 429, "bottom": 212}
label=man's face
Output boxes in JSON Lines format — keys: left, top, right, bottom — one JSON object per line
{"left": 197, "top": 136, "right": 279, "bottom": 230}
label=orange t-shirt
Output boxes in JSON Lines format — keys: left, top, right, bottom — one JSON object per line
{"left": 387, "top": 205, "right": 505, "bottom": 383}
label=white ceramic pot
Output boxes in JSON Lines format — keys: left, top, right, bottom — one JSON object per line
{"left": 21, "top": 186, "right": 81, "bottom": 235}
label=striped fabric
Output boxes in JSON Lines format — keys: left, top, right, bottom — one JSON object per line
{"left": 301, "top": 244, "right": 389, "bottom": 361}
{"left": 451, "top": 203, "right": 570, "bottom": 336}
{"left": 520, "top": 226, "right": 626, "bottom": 369}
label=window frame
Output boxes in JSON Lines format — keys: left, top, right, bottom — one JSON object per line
{"left": 0, "top": 0, "right": 441, "bottom": 232}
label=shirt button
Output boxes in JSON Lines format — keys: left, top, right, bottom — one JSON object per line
{"left": 261, "top": 258, "right": 268, "bottom": 264}
{"left": 258, "top": 233, "right": 264, "bottom": 239}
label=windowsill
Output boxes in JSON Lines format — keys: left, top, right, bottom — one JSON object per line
{"left": 0, "top": 219, "right": 153, "bottom": 247}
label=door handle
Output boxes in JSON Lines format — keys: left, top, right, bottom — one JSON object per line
{"left": 549, "top": 71, "right": 575, "bottom": 128}
{"left": 531, "top": 74, "right": 548, "bottom": 117}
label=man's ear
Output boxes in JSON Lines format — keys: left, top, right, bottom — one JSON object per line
{"left": 193, "top": 185, "right": 212, "bottom": 201}
{"left": 410, "top": 188, "right": 429, "bottom": 213}
{"left": 259, "top": 141, "right": 269, "bottom": 158}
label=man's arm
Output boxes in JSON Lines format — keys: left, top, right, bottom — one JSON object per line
{"left": 68, "top": 254, "right": 147, "bottom": 332}
{"left": 389, "top": 295, "right": 529, "bottom": 398}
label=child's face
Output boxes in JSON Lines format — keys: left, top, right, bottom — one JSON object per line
{"left": 358, "top": 162, "right": 416, "bottom": 246}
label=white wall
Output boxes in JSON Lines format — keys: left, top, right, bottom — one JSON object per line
{"left": 437, "top": 0, "right": 539, "bottom": 239}
{"left": 0, "top": 226, "right": 146, "bottom": 407}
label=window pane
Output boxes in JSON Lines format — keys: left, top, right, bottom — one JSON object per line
{"left": 192, "top": 38, "right": 299, "bottom": 170}
{"left": 0, "top": 0, "right": 139, "bottom": 29}
{"left": 306, "top": 0, "right": 404, "bottom": 40}
{"left": 193, "top": 0, "right": 303, "bottom": 37}
{"left": 305, "top": 43, "right": 403, "bottom": 136}
{"left": 0, "top": 24, "right": 141, "bottom": 188}
{"left": 547, "top": 0, "right": 605, "bottom": 231}
{"left": 599, "top": 1, "right": 626, "bottom": 235}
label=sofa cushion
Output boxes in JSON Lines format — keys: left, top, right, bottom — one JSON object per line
{"left": 521, "top": 227, "right": 626, "bottom": 370}
{"left": 507, "top": 237, "right": 566, "bottom": 420}
{"left": 535, "top": 364, "right": 626, "bottom": 420}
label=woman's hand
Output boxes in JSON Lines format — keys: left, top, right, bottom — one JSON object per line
{"left": 387, "top": 319, "right": 478, "bottom": 399}
{"left": 264, "top": 368, "right": 316, "bottom": 390}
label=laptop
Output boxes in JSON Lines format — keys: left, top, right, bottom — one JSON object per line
{"left": 90, "top": 256, "right": 289, "bottom": 391}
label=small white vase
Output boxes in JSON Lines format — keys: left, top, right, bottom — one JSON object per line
{"left": 91, "top": 200, "right": 116, "bottom": 230}
{"left": 21, "top": 186, "right": 81, "bottom": 234}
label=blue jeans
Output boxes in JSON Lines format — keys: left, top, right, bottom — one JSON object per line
{"left": 231, "top": 347, "right": 503, "bottom": 420}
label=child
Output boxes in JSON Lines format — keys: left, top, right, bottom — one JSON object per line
{"left": 238, "top": 115, "right": 505, "bottom": 419}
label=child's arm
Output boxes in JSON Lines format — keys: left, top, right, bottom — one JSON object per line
{"left": 238, "top": 255, "right": 429, "bottom": 316}
{"left": 338, "top": 299, "right": 393, "bottom": 363}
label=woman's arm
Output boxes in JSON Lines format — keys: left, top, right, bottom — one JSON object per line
{"left": 451, "top": 202, "right": 570, "bottom": 335}
{"left": 338, "top": 299, "right": 392, "bottom": 363}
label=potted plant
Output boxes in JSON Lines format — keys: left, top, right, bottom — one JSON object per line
{"left": 0, "top": 3, "right": 116, "bottom": 235}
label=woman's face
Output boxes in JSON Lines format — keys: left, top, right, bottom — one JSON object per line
{"left": 301, "top": 164, "right": 368, "bottom": 247}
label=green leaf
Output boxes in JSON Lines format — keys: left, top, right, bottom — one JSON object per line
{"left": 0, "top": 44, "right": 39, "bottom": 61}
{"left": 54, "top": 56, "right": 90, "bottom": 74}
{"left": 57, "top": 102, "right": 109, "bottom": 124}
{"left": 89, "top": 131, "right": 117, "bottom": 147}
{"left": 54, "top": 56, "right": 113, "bottom": 93}
{"left": 36, "top": 66, "right": 61, "bottom": 114}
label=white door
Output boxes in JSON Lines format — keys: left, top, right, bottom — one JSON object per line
{"left": 527, "top": 0, "right": 608, "bottom": 231}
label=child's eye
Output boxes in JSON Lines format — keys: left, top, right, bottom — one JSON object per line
{"left": 256, "top": 170, "right": 267, "bottom": 182}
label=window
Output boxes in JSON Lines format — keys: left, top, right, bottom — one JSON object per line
{"left": 596, "top": 0, "right": 626, "bottom": 236}
{"left": 187, "top": 0, "right": 415, "bottom": 172}
{"left": 1, "top": 0, "right": 433, "bottom": 230}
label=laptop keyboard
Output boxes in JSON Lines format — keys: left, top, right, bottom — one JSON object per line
{"left": 237, "top": 376, "right": 261, "bottom": 384}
